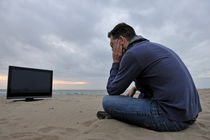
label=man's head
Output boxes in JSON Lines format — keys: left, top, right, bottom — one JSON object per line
{"left": 108, "top": 23, "right": 136, "bottom": 50}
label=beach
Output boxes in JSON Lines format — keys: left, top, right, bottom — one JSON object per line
{"left": 0, "top": 89, "right": 209, "bottom": 140}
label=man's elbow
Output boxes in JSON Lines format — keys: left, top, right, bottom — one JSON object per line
{"left": 106, "top": 86, "right": 123, "bottom": 95}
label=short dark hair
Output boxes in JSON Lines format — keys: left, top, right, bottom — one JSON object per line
{"left": 108, "top": 23, "right": 136, "bottom": 41}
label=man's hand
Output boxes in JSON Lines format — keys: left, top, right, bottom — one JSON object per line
{"left": 112, "top": 40, "right": 124, "bottom": 63}
{"left": 125, "top": 87, "right": 137, "bottom": 97}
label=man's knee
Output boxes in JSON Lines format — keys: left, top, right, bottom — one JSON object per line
{"left": 102, "top": 95, "right": 110, "bottom": 110}
{"left": 103, "top": 95, "right": 118, "bottom": 113}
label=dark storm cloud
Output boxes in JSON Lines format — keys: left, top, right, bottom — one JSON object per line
{"left": 0, "top": 0, "right": 210, "bottom": 89}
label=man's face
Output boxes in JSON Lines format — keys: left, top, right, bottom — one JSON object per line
{"left": 110, "top": 36, "right": 118, "bottom": 49}
{"left": 109, "top": 36, "right": 129, "bottom": 50}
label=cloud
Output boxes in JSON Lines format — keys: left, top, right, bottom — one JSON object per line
{"left": 0, "top": 0, "right": 210, "bottom": 89}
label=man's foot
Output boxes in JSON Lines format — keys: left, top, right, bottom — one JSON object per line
{"left": 97, "top": 111, "right": 113, "bottom": 119}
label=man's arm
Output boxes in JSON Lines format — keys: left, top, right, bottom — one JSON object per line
{"left": 107, "top": 52, "right": 140, "bottom": 95}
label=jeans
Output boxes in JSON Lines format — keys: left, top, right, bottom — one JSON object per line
{"left": 102, "top": 95, "right": 190, "bottom": 132}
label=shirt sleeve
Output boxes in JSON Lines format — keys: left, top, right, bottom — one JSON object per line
{"left": 106, "top": 52, "right": 140, "bottom": 95}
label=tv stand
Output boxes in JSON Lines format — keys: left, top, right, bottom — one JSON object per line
{"left": 25, "top": 98, "right": 35, "bottom": 101}
{"left": 11, "top": 98, "right": 44, "bottom": 102}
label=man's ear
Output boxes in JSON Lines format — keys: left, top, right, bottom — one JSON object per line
{"left": 119, "top": 36, "right": 125, "bottom": 45}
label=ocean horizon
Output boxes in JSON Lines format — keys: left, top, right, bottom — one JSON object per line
{"left": 1, "top": 88, "right": 209, "bottom": 97}
{"left": 0, "top": 89, "right": 107, "bottom": 97}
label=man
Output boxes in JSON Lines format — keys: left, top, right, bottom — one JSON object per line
{"left": 98, "top": 23, "right": 202, "bottom": 131}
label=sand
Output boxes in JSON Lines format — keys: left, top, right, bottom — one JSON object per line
{"left": 0, "top": 89, "right": 210, "bottom": 140}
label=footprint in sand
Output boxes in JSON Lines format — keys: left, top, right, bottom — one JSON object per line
{"left": 85, "top": 138, "right": 107, "bottom": 140}
{"left": 38, "top": 126, "right": 79, "bottom": 136}
{"left": 82, "top": 119, "right": 98, "bottom": 127}
{"left": 192, "top": 122, "right": 210, "bottom": 137}
{"left": 10, "top": 132, "right": 38, "bottom": 138}
{"left": 82, "top": 119, "right": 100, "bottom": 135}
{"left": 13, "top": 117, "right": 23, "bottom": 121}
{"left": 0, "top": 118, "right": 9, "bottom": 124}
{"left": 38, "top": 126, "right": 59, "bottom": 133}
{"left": 20, "top": 135, "right": 60, "bottom": 140}
{"left": 0, "top": 136, "right": 10, "bottom": 140}
{"left": 197, "top": 122, "right": 207, "bottom": 129}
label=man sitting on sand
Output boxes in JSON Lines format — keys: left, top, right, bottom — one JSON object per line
{"left": 97, "top": 23, "right": 202, "bottom": 132}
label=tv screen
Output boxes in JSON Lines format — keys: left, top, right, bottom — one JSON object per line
{"left": 7, "top": 66, "right": 53, "bottom": 99}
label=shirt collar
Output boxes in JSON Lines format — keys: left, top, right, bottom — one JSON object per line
{"left": 127, "top": 35, "right": 148, "bottom": 50}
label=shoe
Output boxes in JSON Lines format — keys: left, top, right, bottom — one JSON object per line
{"left": 97, "top": 111, "right": 112, "bottom": 119}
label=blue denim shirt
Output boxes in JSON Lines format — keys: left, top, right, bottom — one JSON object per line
{"left": 107, "top": 39, "right": 202, "bottom": 122}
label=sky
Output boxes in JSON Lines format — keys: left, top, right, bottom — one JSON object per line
{"left": 0, "top": 0, "right": 210, "bottom": 89}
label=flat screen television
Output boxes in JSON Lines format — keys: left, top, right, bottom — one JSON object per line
{"left": 7, "top": 66, "right": 53, "bottom": 100}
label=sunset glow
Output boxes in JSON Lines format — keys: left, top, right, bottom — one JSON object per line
{"left": 0, "top": 75, "right": 87, "bottom": 85}
{"left": 0, "top": 75, "right": 7, "bottom": 81}
{"left": 53, "top": 80, "right": 87, "bottom": 85}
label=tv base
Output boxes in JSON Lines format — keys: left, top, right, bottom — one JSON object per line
{"left": 24, "top": 98, "right": 44, "bottom": 102}
{"left": 25, "top": 98, "right": 35, "bottom": 101}
{"left": 8, "top": 98, "right": 45, "bottom": 102}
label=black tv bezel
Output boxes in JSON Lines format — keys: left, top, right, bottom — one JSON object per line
{"left": 7, "top": 66, "right": 53, "bottom": 99}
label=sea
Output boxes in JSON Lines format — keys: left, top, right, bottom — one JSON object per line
{"left": 0, "top": 89, "right": 107, "bottom": 97}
